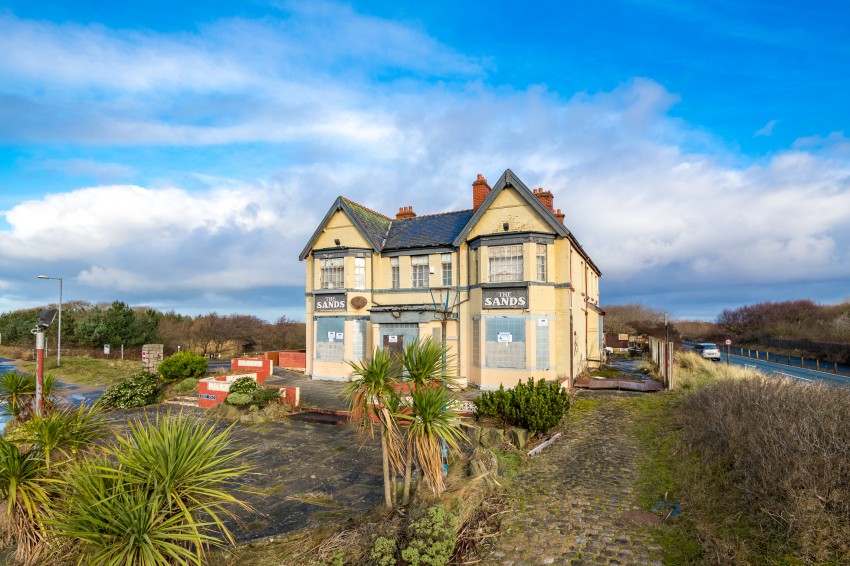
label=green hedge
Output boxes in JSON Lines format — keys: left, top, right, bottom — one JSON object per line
{"left": 99, "top": 371, "right": 161, "bottom": 409}
{"left": 158, "top": 352, "right": 208, "bottom": 382}
{"left": 474, "top": 377, "right": 569, "bottom": 435}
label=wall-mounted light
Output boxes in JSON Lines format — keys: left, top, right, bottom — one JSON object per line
{"left": 334, "top": 238, "right": 341, "bottom": 246}
{"left": 502, "top": 222, "right": 509, "bottom": 232}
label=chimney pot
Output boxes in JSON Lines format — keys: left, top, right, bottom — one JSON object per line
{"left": 396, "top": 205, "right": 417, "bottom": 220}
{"left": 534, "top": 188, "right": 555, "bottom": 211}
{"left": 472, "top": 173, "right": 491, "bottom": 211}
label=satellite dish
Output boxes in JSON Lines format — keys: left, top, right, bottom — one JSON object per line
{"left": 37, "top": 308, "right": 58, "bottom": 329}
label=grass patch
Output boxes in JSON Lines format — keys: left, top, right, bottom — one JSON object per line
{"left": 491, "top": 449, "right": 524, "bottom": 481}
{"left": 18, "top": 355, "right": 139, "bottom": 387}
{"left": 333, "top": 444, "right": 349, "bottom": 451}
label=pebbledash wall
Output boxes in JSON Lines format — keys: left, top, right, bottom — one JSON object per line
{"left": 299, "top": 169, "right": 603, "bottom": 390}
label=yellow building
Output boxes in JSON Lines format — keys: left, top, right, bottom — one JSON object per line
{"left": 299, "top": 169, "right": 602, "bottom": 389}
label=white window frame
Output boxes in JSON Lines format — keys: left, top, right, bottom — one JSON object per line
{"left": 488, "top": 245, "right": 523, "bottom": 283}
{"left": 354, "top": 257, "right": 366, "bottom": 290}
{"left": 391, "top": 257, "right": 400, "bottom": 289}
{"left": 441, "top": 254, "right": 452, "bottom": 286}
{"left": 536, "top": 244, "right": 547, "bottom": 282}
{"left": 411, "top": 256, "right": 429, "bottom": 288}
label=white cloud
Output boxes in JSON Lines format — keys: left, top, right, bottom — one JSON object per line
{"left": 1, "top": 4, "right": 849, "bottom": 318}
{"left": 754, "top": 119, "right": 778, "bottom": 137}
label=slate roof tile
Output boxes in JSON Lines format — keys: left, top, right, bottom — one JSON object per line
{"left": 383, "top": 209, "right": 474, "bottom": 250}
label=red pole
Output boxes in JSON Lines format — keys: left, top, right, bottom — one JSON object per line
{"left": 35, "top": 330, "right": 45, "bottom": 416}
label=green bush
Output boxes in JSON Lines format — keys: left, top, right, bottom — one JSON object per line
{"left": 175, "top": 378, "right": 199, "bottom": 393}
{"left": 369, "top": 536, "right": 397, "bottom": 566}
{"left": 225, "top": 393, "right": 252, "bottom": 407}
{"left": 229, "top": 377, "right": 259, "bottom": 395}
{"left": 251, "top": 387, "right": 281, "bottom": 408}
{"left": 400, "top": 506, "right": 457, "bottom": 566}
{"left": 99, "top": 371, "right": 161, "bottom": 409}
{"left": 157, "top": 352, "right": 208, "bottom": 382}
{"left": 474, "top": 377, "right": 569, "bottom": 435}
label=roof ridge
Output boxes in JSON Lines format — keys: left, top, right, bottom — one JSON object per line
{"left": 340, "top": 196, "right": 391, "bottom": 220}
{"left": 395, "top": 208, "right": 474, "bottom": 220}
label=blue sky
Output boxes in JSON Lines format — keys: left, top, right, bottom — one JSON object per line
{"left": 1, "top": 0, "right": 849, "bottom": 321}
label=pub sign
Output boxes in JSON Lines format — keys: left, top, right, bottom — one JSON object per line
{"left": 482, "top": 288, "right": 529, "bottom": 309}
{"left": 315, "top": 293, "right": 347, "bottom": 311}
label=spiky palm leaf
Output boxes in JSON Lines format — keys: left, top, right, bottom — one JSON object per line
{"left": 0, "top": 439, "right": 55, "bottom": 564}
{"left": 0, "top": 370, "right": 35, "bottom": 421}
{"left": 18, "top": 404, "right": 106, "bottom": 469}
{"left": 109, "top": 412, "right": 253, "bottom": 549}
{"left": 50, "top": 457, "right": 224, "bottom": 566}
{"left": 400, "top": 338, "right": 458, "bottom": 388}
{"left": 405, "top": 385, "right": 469, "bottom": 496}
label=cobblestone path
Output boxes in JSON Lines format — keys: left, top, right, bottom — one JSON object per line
{"left": 480, "top": 397, "right": 663, "bottom": 565}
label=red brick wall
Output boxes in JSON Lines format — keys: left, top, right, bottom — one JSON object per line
{"left": 277, "top": 350, "right": 306, "bottom": 370}
{"left": 231, "top": 358, "right": 272, "bottom": 382}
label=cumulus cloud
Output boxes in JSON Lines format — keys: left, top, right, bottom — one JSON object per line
{"left": 1, "top": 3, "right": 849, "bottom": 319}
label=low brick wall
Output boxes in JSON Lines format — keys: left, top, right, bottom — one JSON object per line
{"left": 231, "top": 358, "right": 273, "bottom": 381}
{"left": 276, "top": 350, "right": 306, "bottom": 371}
{"left": 198, "top": 373, "right": 300, "bottom": 409}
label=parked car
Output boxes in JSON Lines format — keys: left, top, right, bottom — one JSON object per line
{"left": 693, "top": 343, "right": 721, "bottom": 361}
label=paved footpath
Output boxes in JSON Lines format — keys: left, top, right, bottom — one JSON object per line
{"left": 480, "top": 396, "right": 663, "bottom": 565}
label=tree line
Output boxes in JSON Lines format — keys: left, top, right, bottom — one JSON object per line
{"left": 603, "top": 298, "right": 850, "bottom": 347}
{"left": 0, "top": 301, "right": 306, "bottom": 355}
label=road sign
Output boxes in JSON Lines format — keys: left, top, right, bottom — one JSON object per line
{"left": 725, "top": 339, "right": 732, "bottom": 345}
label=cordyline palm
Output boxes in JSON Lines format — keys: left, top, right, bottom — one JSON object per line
{"left": 344, "top": 348, "right": 403, "bottom": 509}
{"left": 398, "top": 338, "right": 461, "bottom": 504}
{"left": 404, "top": 385, "right": 468, "bottom": 498}
{"left": 50, "top": 411, "right": 253, "bottom": 565}
{"left": 400, "top": 337, "right": 458, "bottom": 388}
{"left": 0, "top": 439, "right": 55, "bottom": 565}
{"left": 18, "top": 404, "right": 106, "bottom": 470}
{"left": 0, "top": 371, "right": 59, "bottom": 423}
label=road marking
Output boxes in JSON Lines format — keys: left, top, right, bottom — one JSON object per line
{"left": 772, "top": 371, "right": 812, "bottom": 382}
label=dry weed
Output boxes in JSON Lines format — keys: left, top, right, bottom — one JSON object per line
{"left": 679, "top": 375, "right": 850, "bottom": 562}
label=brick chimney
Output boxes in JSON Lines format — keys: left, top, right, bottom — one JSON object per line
{"left": 555, "top": 208, "right": 565, "bottom": 224}
{"left": 533, "top": 188, "right": 554, "bottom": 211}
{"left": 472, "top": 173, "right": 491, "bottom": 211}
{"left": 396, "top": 205, "right": 416, "bottom": 220}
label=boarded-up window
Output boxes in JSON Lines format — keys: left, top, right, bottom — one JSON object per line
{"left": 472, "top": 317, "right": 481, "bottom": 368}
{"left": 536, "top": 318, "right": 550, "bottom": 370}
{"left": 352, "top": 319, "right": 367, "bottom": 362}
{"left": 484, "top": 317, "right": 526, "bottom": 369}
{"left": 315, "top": 317, "right": 344, "bottom": 362}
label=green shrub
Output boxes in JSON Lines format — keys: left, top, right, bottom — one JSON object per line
{"left": 369, "top": 536, "right": 397, "bottom": 565}
{"left": 474, "top": 377, "right": 569, "bottom": 435}
{"left": 99, "top": 371, "right": 161, "bottom": 409}
{"left": 400, "top": 506, "right": 457, "bottom": 566}
{"left": 251, "top": 387, "right": 281, "bottom": 408}
{"left": 229, "top": 376, "right": 259, "bottom": 395}
{"left": 157, "top": 352, "right": 208, "bottom": 382}
{"left": 225, "top": 393, "right": 252, "bottom": 407}
{"left": 175, "top": 378, "right": 199, "bottom": 393}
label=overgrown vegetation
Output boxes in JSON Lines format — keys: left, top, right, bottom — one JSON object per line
{"left": 97, "top": 371, "right": 161, "bottom": 409}
{"left": 473, "top": 377, "right": 569, "bottom": 435}
{"left": 157, "top": 351, "right": 208, "bottom": 382}
{"left": 635, "top": 351, "right": 850, "bottom": 564}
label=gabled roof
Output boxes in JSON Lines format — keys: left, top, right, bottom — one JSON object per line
{"left": 452, "top": 168, "right": 570, "bottom": 246}
{"left": 383, "top": 210, "right": 474, "bottom": 251}
{"left": 298, "top": 197, "right": 391, "bottom": 260}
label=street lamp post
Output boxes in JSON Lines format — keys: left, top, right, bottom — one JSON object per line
{"left": 37, "top": 275, "right": 63, "bottom": 367}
